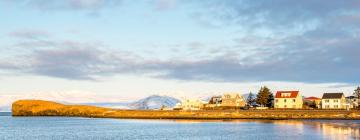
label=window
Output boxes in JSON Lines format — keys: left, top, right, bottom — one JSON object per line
{"left": 325, "top": 99, "right": 329, "bottom": 103}
{"left": 334, "top": 105, "right": 338, "bottom": 108}
{"left": 334, "top": 99, "right": 338, "bottom": 103}
{"left": 284, "top": 105, "right": 287, "bottom": 108}
{"left": 325, "top": 105, "right": 330, "bottom": 108}
{"left": 276, "top": 99, "right": 279, "bottom": 103}
{"left": 284, "top": 99, "right": 287, "bottom": 103}
{"left": 293, "top": 99, "right": 296, "bottom": 102}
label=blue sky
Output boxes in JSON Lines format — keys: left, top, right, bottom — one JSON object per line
{"left": 0, "top": 0, "right": 359, "bottom": 101}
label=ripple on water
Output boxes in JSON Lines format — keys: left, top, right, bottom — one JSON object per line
{"left": 0, "top": 117, "right": 359, "bottom": 140}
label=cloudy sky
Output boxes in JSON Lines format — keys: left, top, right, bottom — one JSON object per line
{"left": 0, "top": 0, "right": 359, "bottom": 101}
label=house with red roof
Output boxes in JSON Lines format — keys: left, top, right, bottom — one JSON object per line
{"left": 304, "top": 96, "right": 321, "bottom": 109}
{"left": 274, "top": 91, "right": 303, "bottom": 109}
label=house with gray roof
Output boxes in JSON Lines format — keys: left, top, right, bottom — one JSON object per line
{"left": 321, "top": 93, "right": 346, "bottom": 109}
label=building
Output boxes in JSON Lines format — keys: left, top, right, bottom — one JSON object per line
{"left": 274, "top": 91, "right": 303, "bottom": 109}
{"left": 205, "top": 96, "right": 222, "bottom": 108}
{"left": 177, "top": 99, "right": 205, "bottom": 110}
{"left": 221, "top": 93, "right": 246, "bottom": 107}
{"left": 346, "top": 96, "right": 358, "bottom": 109}
{"left": 304, "top": 97, "right": 321, "bottom": 109}
{"left": 321, "top": 93, "right": 346, "bottom": 109}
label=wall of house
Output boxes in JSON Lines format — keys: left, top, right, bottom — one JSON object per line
{"left": 274, "top": 95, "right": 303, "bottom": 109}
{"left": 347, "top": 98, "right": 358, "bottom": 109}
{"left": 321, "top": 97, "right": 346, "bottom": 109}
{"left": 221, "top": 98, "right": 245, "bottom": 107}
{"left": 181, "top": 100, "right": 204, "bottom": 110}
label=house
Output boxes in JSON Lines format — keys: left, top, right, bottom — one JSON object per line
{"left": 346, "top": 96, "right": 358, "bottom": 109}
{"left": 321, "top": 93, "right": 346, "bottom": 109}
{"left": 177, "top": 99, "right": 205, "bottom": 110}
{"left": 205, "top": 96, "right": 222, "bottom": 108}
{"left": 304, "top": 97, "right": 321, "bottom": 109}
{"left": 209, "top": 96, "right": 222, "bottom": 104}
{"left": 274, "top": 91, "right": 303, "bottom": 109}
{"left": 221, "top": 93, "right": 246, "bottom": 107}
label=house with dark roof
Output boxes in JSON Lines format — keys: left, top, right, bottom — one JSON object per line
{"left": 274, "top": 91, "right": 303, "bottom": 109}
{"left": 321, "top": 93, "right": 346, "bottom": 109}
{"left": 346, "top": 95, "right": 358, "bottom": 109}
{"left": 205, "top": 96, "right": 222, "bottom": 108}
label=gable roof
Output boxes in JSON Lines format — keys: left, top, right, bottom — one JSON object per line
{"left": 346, "top": 95, "right": 357, "bottom": 99}
{"left": 275, "top": 91, "right": 299, "bottom": 98}
{"left": 322, "top": 93, "right": 344, "bottom": 99}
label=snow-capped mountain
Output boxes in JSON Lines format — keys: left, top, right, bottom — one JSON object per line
{"left": 128, "top": 95, "right": 181, "bottom": 110}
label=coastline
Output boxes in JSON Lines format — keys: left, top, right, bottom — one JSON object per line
{"left": 12, "top": 100, "right": 360, "bottom": 120}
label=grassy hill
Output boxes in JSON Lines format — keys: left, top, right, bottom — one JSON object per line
{"left": 12, "top": 100, "right": 111, "bottom": 117}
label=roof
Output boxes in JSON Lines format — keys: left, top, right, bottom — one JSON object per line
{"left": 322, "top": 93, "right": 344, "bottom": 99}
{"left": 209, "top": 96, "right": 222, "bottom": 104}
{"left": 304, "top": 96, "right": 321, "bottom": 100}
{"left": 211, "top": 96, "right": 222, "bottom": 98}
{"left": 275, "top": 91, "right": 299, "bottom": 98}
{"left": 346, "top": 95, "right": 357, "bottom": 99}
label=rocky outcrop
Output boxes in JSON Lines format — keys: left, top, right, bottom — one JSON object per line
{"left": 12, "top": 100, "right": 360, "bottom": 119}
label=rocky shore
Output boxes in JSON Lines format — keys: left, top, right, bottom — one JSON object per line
{"left": 12, "top": 100, "right": 360, "bottom": 120}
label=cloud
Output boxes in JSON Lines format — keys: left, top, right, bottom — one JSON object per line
{"left": 8, "top": 29, "right": 50, "bottom": 40}
{"left": 1, "top": 1, "right": 360, "bottom": 83}
{"left": 1, "top": 37, "right": 359, "bottom": 83}
{"left": 192, "top": 0, "right": 360, "bottom": 33}
{"left": 154, "top": 0, "right": 177, "bottom": 11}
{"left": 27, "top": 45, "right": 141, "bottom": 80}
{"left": 2, "top": 0, "right": 122, "bottom": 11}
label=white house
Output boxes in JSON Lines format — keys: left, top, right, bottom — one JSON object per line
{"left": 321, "top": 93, "right": 346, "bottom": 109}
{"left": 177, "top": 99, "right": 205, "bottom": 110}
{"left": 346, "top": 96, "right": 358, "bottom": 109}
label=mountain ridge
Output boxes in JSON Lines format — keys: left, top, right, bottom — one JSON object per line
{"left": 128, "top": 95, "right": 181, "bottom": 110}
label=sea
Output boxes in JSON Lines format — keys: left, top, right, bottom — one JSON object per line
{"left": 0, "top": 112, "right": 359, "bottom": 140}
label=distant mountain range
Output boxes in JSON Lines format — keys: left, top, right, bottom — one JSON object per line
{"left": 128, "top": 95, "right": 181, "bottom": 110}
{"left": 80, "top": 95, "right": 181, "bottom": 110}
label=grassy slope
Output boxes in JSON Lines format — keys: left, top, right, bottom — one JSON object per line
{"left": 12, "top": 100, "right": 110, "bottom": 117}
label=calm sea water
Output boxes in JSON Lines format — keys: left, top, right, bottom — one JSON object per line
{"left": 0, "top": 113, "right": 359, "bottom": 140}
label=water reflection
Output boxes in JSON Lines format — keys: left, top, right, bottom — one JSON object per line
{"left": 171, "top": 119, "right": 360, "bottom": 139}
{"left": 315, "top": 121, "right": 360, "bottom": 140}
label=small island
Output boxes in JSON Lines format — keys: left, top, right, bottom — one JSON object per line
{"left": 12, "top": 100, "right": 360, "bottom": 120}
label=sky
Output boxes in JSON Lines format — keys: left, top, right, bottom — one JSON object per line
{"left": 0, "top": 0, "right": 359, "bottom": 102}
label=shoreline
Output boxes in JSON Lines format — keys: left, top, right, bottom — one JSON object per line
{"left": 12, "top": 100, "right": 360, "bottom": 120}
